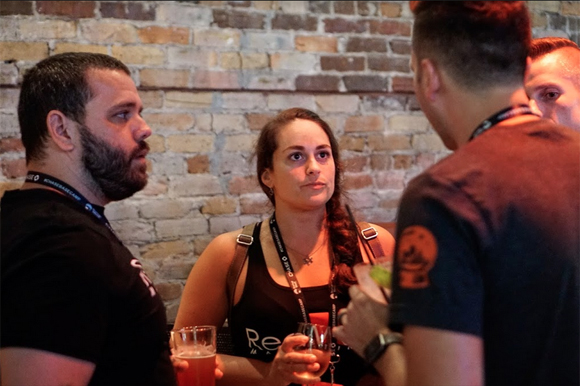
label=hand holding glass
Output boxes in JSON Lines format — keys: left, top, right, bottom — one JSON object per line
{"left": 353, "top": 256, "right": 392, "bottom": 305}
{"left": 293, "top": 322, "right": 332, "bottom": 381}
{"left": 171, "top": 325, "right": 216, "bottom": 386}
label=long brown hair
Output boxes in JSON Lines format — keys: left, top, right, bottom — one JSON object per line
{"left": 254, "top": 108, "right": 363, "bottom": 294}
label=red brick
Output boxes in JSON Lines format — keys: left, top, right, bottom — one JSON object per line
{"left": 380, "top": 2, "right": 402, "bottom": 17}
{"left": 320, "top": 56, "right": 365, "bottom": 71}
{"left": 228, "top": 176, "right": 261, "bottom": 195}
{"left": 324, "top": 18, "right": 367, "bottom": 33}
{"left": 345, "top": 115, "right": 384, "bottom": 132}
{"left": 0, "top": 1, "right": 33, "bottom": 15}
{"left": 240, "top": 196, "right": 271, "bottom": 215}
{"left": 2, "top": 158, "right": 26, "bottom": 178}
{"left": 344, "top": 75, "right": 389, "bottom": 92}
{"left": 101, "top": 2, "right": 155, "bottom": 20}
{"left": 379, "top": 198, "right": 401, "bottom": 211}
{"left": 376, "top": 171, "right": 405, "bottom": 189}
{"left": 344, "top": 156, "right": 368, "bottom": 172}
{"left": 295, "top": 75, "right": 340, "bottom": 92}
{"left": 370, "top": 154, "right": 391, "bottom": 170}
{"left": 368, "top": 55, "right": 410, "bottom": 72}
{"left": 390, "top": 40, "right": 412, "bottom": 55}
{"left": 334, "top": 1, "right": 355, "bottom": 14}
{"left": 212, "top": 9, "right": 265, "bottom": 29}
{"left": 392, "top": 76, "right": 415, "bottom": 93}
{"left": 343, "top": 174, "right": 373, "bottom": 190}
{"left": 0, "top": 138, "right": 24, "bottom": 153}
{"left": 246, "top": 113, "right": 275, "bottom": 131}
{"left": 37, "top": 1, "right": 95, "bottom": 18}
{"left": 417, "top": 153, "right": 437, "bottom": 169}
{"left": 192, "top": 71, "right": 240, "bottom": 89}
{"left": 295, "top": 36, "right": 337, "bottom": 52}
{"left": 393, "top": 154, "right": 413, "bottom": 169}
{"left": 272, "top": 14, "right": 317, "bottom": 31}
{"left": 127, "top": 2, "right": 155, "bottom": 20}
{"left": 369, "top": 20, "right": 412, "bottom": 36}
{"left": 346, "top": 37, "right": 387, "bottom": 53}
{"left": 138, "top": 26, "right": 189, "bottom": 44}
{"left": 187, "top": 155, "right": 210, "bottom": 174}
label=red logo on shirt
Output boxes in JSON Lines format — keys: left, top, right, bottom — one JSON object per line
{"left": 397, "top": 226, "right": 438, "bottom": 289}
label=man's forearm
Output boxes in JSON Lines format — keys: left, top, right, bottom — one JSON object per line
{"left": 375, "top": 343, "right": 406, "bottom": 386}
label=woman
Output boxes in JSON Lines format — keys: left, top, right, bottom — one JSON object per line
{"left": 175, "top": 108, "right": 395, "bottom": 385}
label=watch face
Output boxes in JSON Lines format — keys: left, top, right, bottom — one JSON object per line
{"left": 364, "top": 333, "right": 403, "bottom": 364}
{"left": 364, "top": 334, "right": 386, "bottom": 364}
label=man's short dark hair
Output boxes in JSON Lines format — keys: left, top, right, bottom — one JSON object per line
{"left": 411, "top": 1, "right": 531, "bottom": 91}
{"left": 18, "top": 52, "right": 130, "bottom": 163}
{"left": 529, "top": 37, "right": 580, "bottom": 60}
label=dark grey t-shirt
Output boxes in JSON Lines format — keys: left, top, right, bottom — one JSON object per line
{"left": 390, "top": 120, "right": 580, "bottom": 386}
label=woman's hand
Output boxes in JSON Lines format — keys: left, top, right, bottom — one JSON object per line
{"left": 171, "top": 353, "right": 224, "bottom": 380}
{"left": 265, "top": 333, "right": 321, "bottom": 386}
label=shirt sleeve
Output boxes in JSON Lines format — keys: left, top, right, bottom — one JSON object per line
{"left": 388, "top": 173, "right": 487, "bottom": 337}
{"left": 1, "top": 225, "right": 112, "bottom": 363}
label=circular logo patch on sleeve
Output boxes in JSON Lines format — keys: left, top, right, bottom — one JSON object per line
{"left": 397, "top": 225, "right": 438, "bottom": 289}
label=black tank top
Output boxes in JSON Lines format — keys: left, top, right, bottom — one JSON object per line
{"left": 230, "top": 222, "right": 372, "bottom": 386}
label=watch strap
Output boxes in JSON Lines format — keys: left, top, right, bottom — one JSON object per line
{"left": 364, "top": 332, "right": 403, "bottom": 364}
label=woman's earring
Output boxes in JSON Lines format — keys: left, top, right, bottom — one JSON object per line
{"left": 269, "top": 187, "right": 274, "bottom": 196}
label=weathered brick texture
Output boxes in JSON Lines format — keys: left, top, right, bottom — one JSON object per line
{"left": 0, "top": 0, "right": 574, "bottom": 322}
{"left": 0, "top": 1, "right": 34, "bottom": 16}
{"left": 37, "top": 1, "right": 96, "bottom": 18}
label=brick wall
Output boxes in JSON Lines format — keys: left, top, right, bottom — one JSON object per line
{"left": 1, "top": 1, "right": 578, "bottom": 321}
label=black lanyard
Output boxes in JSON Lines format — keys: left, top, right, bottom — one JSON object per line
{"left": 269, "top": 214, "right": 341, "bottom": 375}
{"left": 268, "top": 214, "right": 338, "bottom": 329}
{"left": 26, "top": 171, "right": 118, "bottom": 239}
{"left": 469, "top": 104, "right": 538, "bottom": 141}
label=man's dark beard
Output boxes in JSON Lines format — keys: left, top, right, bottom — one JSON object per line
{"left": 79, "top": 125, "right": 149, "bottom": 201}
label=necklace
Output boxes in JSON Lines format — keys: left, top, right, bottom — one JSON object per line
{"left": 284, "top": 230, "right": 329, "bottom": 266}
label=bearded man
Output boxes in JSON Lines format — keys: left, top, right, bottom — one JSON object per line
{"left": 0, "top": 52, "right": 176, "bottom": 386}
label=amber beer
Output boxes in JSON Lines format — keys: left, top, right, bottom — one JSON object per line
{"left": 172, "top": 326, "right": 216, "bottom": 386}
{"left": 175, "top": 351, "right": 215, "bottom": 386}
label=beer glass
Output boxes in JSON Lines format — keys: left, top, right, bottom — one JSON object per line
{"left": 171, "top": 325, "right": 216, "bottom": 386}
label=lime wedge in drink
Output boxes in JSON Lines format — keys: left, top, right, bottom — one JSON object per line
{"left": 369, "top": 264, "right": 391, "bottom": 289}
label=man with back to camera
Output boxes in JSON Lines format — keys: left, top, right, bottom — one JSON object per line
{"left": 334, "top": 2, "right": 580, "bottom": 386}
{"left": 0, "top": 52, "right": 177, "bottom": 386}
{"left": 525, "top": 36, "right": 580, "bottom": 131}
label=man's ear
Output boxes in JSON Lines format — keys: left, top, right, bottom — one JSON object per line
{"left": 420, "top": 58, "right": 441, "bottom": 102}
{"left": 46, "top": 110, "right": 76, "bottom": 152}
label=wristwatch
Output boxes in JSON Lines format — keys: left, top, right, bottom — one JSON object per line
{"left": 364, "top": 332, "right": 403, "bottom": 364}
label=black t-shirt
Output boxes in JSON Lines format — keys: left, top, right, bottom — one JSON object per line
{"left": 230, "top": 222, "right": 373, "bottom": 386}
{"left": 390, "top": 120, "right": 580, "bottom": 386}
{"left": 1, "top": 189, "right": 176, "bottom": 386}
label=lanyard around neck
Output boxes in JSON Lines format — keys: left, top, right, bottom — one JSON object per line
{"left": 26, "top": 171, "right": 118, "bottom": 239}
{"left": 469, "top": 104, "right": 538, "bottom": 141}
{"left": 268, "top": 214, "right": 338, "bottom": 328}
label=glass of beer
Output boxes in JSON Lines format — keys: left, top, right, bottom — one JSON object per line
{"left": 293, "top": 322, "right": 332, "bottom": 381}
{"left": 171, "top": 325, "right": 216, "bottom": 386}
